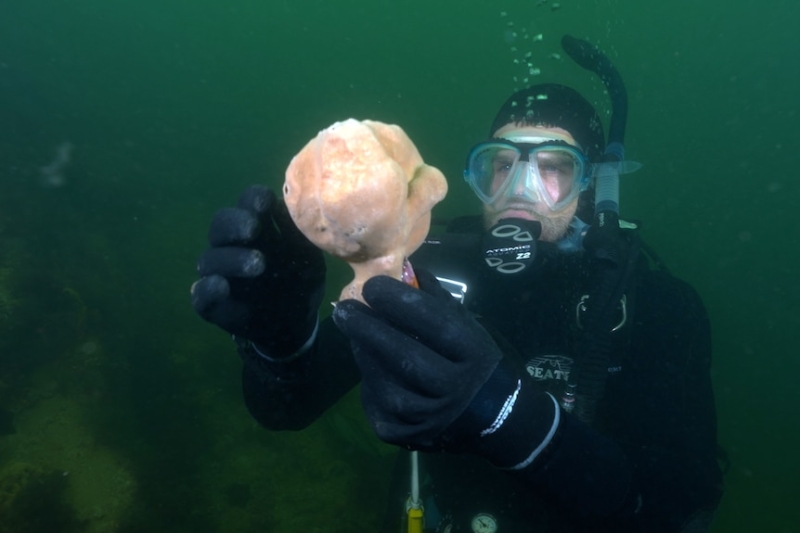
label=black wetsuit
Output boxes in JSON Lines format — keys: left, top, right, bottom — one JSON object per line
{"left": 238, "top": 217, "right": 723, "bottom": 532}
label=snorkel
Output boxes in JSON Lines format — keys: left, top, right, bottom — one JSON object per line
{"left": 561, "top": 35, "right": 629, "bottom": 240}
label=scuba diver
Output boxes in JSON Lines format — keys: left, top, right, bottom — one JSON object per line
{"left": 191, "top": 36, "right": 723, "bottom": 532}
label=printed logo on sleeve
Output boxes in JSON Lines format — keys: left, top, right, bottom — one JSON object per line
{"left": 525, "top": 355, "right": 573, "bottom": 382}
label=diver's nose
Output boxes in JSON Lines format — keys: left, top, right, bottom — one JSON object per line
{"left": 509, "top": 162, "right": 537, "bottom": 199}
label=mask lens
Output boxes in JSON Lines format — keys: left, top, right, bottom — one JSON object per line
{"left": 533, "top": 148, "right": 582, "bottom": 207}
{"left": 465, "top": 141, "right": 587, "bottom": 209}
{"left": 466, "top": 143, "right": 522, "bottom": 203}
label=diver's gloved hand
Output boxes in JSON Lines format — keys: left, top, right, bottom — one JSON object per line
{"left": 332, "top": 271, "right": 560, "bottom": 468}
{"left": 191, "top": 185, "right": 326, "bottom": 358}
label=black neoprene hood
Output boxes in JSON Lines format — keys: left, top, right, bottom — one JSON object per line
{"left": 489, "top": 84, "right": 605, "bottom": 164}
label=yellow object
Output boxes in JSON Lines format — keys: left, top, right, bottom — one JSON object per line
{"left": 407, "top": 506, "right": 424, "bottom": 533}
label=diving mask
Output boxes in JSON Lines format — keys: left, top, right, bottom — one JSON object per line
{"left": 464, "top": 136, "right": 590, "bottom": 211}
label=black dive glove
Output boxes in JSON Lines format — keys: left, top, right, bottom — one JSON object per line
{"left": 332, "top": 270, "right": 560, "bottom": 469}
{"left": 191, "top": 185, "right": 326, "bottom": 358}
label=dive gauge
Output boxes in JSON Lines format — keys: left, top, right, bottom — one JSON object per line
{"left": 470, "top": 512, "right": 498, "bottom": 533}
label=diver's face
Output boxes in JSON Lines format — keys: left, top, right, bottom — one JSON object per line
{"left": 482, "top": 124, "right": 581, "bottom": 242}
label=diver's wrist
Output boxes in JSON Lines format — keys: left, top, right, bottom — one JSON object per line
{"left": 249, "top": 316, "right": 319, "bottom": 363}
{"left": 476, "top": 387, "right": 561, "bottom": 470}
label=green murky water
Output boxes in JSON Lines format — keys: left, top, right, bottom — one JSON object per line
{"left": 1, "top": 0, "right": 797, "bottom": 531}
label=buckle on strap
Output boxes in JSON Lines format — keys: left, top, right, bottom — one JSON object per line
{"left": 575, "top": 294, "right": 627, "bottom": 332}
{"left": 436, "top": 276, "right": 468, "bottom": 304}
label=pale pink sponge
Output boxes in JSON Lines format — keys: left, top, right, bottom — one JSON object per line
{"left": 283, "top": 119, "right": 448, "bottom": 302}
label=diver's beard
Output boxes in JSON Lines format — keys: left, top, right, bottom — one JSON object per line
{"left": 484, "top": 201, "right": 576, "bottom": 242}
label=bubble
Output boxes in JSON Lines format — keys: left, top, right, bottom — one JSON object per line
{"left": 503, "top": 29, "right": 518, "bottom": 44}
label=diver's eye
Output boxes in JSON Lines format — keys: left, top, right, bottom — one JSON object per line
{"left": 493, "top": 158, "right": 514, "bottom": 175}
{"left": 540, "top": 163, "right": 560, "bottom": 174}
{"left": 536, "top": 151, "right": 577, "bottom": 179}
{"left": 492, "top": 148, "right": 518, "bottom": 169}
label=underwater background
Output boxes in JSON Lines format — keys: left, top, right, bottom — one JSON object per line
{"left": 0, "top": 0, "right": 797, "bottom": 531}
